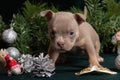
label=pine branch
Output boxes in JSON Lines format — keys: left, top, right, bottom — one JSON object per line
{"left": 12, "top": 14, "right": 32, "bottom": 54}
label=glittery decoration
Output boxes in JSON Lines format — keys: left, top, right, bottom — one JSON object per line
{"left": 75, "top": 66, "right": 117, "bottom": 75}
{"left": 2, "top": 27, "right": 17, "bottom": 44}
{"left": 111, "top": 31, "right": 120, "bottom": 55}
{"left": 17, "top": 54, "right": 33, "bottom": 73}
{"left": 7, "top": 47, "right": 20, "bottom": 60}
{"left": 18, "top": 53, "right": 55, "bottom": 77}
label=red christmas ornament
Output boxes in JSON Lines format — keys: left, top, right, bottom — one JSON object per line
{"left": 4, "top": 54, "right": 23, "bottom": 76}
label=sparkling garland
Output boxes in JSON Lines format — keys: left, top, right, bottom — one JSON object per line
{"left": 18, "top": 53, "right": 55, "bottom": 77}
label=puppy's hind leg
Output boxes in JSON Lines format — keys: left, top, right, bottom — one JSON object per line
{"left": 95, "top": 41, "right": 104, "bottom": 62}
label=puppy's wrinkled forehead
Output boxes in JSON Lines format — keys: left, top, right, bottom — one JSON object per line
{"left": 40, "top": 10, "right": 86, "bottom": 30}
{"left": 49, "top": 12, "right": 78, "bottom": 31}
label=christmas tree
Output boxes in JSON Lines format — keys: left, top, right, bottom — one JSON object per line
{"left": 0, "top": 1, "right": 58, "bottom": 55}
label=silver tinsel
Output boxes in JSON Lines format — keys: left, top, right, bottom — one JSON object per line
{"left": 7, "top": 47, "right": 21, "bottom": 60}
{"left": 2, "top": 27, "right": 17, "bottom": 44}
{"left": 18, "top": 53, "right": 55, "bottom": 77}
{"left": 18, "top": 54, "right": 34, "bottom": 73}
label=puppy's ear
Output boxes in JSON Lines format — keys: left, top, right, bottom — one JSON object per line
{"left": 40, "top": 10, "right": 54, "bottom": 22}
{"left": 74, "top": 13, "right": 86, "bottom": 25}
{"left": 74, "top": 6, "right": 87, "bottom": 25}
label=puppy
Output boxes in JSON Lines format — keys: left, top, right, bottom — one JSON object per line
{"left": 40, "top": 6, "right": 104, "bottom": 67}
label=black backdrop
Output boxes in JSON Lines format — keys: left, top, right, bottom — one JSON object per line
{"left": 0, "top": 0, "right": 25, "bottom": 23}
{"left": 0, "top": 0, "right": 84, "bottom": 23}
{"left": 1, "top": 0, "right": 120, "bottom": 23}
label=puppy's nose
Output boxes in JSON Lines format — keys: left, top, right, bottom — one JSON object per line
{"left": 57, "top": 42, "right": 64, "bottom": 48}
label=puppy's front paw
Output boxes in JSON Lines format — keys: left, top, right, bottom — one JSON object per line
{"left": 89, "top": 59, "right": 101, "bottom": 67}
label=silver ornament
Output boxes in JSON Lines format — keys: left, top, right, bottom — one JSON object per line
{"left": 32, "top": 53, "right": 55, "bottom": 77}
{"left": 115, "top": 55, "right": 120, "bottom": 70}
{"left": 2, "top": 27, "right": 17, "bottom": 44}
{"left": 18, "top": 53, "right": 55, "bottom": 77}
{"left": 18, "top": 54, "right": 34, "bottom": 73}
{"left": 7, "top": 47, "right": 20, "bottom": 60}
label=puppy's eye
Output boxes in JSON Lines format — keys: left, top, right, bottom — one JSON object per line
{"left": 69, "top": 31, "right": 74, "bottom": 36}
{"left": 50, "top": 31, "right": 55, "bottom": 38}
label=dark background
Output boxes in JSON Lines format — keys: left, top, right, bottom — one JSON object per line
{"left": 0, "top": 0, "right": 85, "bottom": 24}
{"left": 0, "top": 0, "right": 120, "bottom": 24}
{"left": 0, "top": 0, "right": 25, "bottom": 23}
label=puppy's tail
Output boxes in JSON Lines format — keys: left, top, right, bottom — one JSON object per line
{"left": 83, "top": 6, "right": 87, "bottom": 20}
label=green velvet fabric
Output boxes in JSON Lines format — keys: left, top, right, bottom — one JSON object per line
{"left": 0, "top": 53, "right": 120, "bottom": 80}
